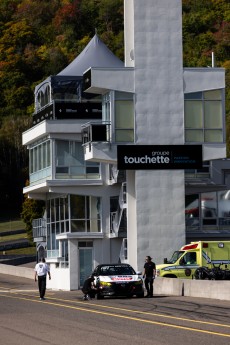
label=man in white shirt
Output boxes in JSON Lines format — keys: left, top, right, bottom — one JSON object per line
{"left": 34, "top": 258, "right": 51, "bottom": 300}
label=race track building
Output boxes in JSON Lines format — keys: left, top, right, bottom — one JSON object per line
{"left": 22, "top": 0, "right": 227, "bottom": 290}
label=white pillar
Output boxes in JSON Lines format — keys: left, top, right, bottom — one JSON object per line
{"left": 124, "top": 0, "right": 186, "bottom": 271}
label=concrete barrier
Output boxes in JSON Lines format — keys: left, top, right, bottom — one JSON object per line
{"left": 154, "top": 277, "right": 230, "bottom": 301}
{"left": 183, "top": 278, "right": 230, "bottom": 301}
{"left": 0, "top": 263, "right": 34, "bottom": 280}
{"left": 154, "top": 276, "right": 182, "bottom": 296}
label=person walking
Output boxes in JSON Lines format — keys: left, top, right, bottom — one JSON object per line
{"left": 143, "top": 255, "right": 156, "bottom": 297}
{"left": 34, "top": 258, "right": 51, "bottom": 300}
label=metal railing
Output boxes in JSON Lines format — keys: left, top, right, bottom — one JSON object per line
{"left": 32, "top": 218, "right": 46, "bottom": 238}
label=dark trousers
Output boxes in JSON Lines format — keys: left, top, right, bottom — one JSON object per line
{"left": 145, "top": 276, "right": 154, "bottom": 296}
{"left": 38, "top": 275, "right": 47, "bottom": 298}
{"left": 82, "top": 288, "right": 97, "bottom": 298}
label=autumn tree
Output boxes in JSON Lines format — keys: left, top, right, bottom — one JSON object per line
{"left": 0, "top": 0, "right": 229, "bottom": 220}
{"left": 21, "top": 190, "right": 45, "bottom": 242}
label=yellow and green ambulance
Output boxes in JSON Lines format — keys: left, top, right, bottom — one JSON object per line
{"left": 156, "top": 241, "right": 230, "bottom": 279}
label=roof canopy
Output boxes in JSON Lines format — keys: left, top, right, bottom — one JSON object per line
{"left": 58, "top": 34, "right": 123, "bottom": 76}
{"left": 34, "top": 34, "right": 123, "bottom": 111}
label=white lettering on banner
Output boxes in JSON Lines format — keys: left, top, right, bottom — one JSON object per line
{"left": 152, "top": 151, "right": 169, "bottom": 156}
{"left": 124, "top": 155, "right": 170, "bottom": 164}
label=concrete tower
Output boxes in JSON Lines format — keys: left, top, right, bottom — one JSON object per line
{"left": 124, "top": 0, "right": 185, "bottom": 269}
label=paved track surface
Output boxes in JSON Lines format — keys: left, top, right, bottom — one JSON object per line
{"left": 0, "top": 273, "right": 230, "bottom": 345}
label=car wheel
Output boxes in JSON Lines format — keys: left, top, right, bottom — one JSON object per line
{"left": 127, "top": 294, "right": 133, "bottom": 298}
{"left": 136, "top": 292, "right": 144, "bottom": 298}
{"left": 96, "top": 293, "right": 104, "bottom": 300}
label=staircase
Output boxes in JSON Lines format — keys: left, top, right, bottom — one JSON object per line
{"left": 111, "top": 183, "right": 127, "bottom": 237}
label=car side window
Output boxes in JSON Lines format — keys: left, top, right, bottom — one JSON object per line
{"left": 181, "top": 252, "right": 197, "bottom": 265}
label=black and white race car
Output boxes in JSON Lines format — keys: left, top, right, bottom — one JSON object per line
{"left": 91, "top": 263, "right": 144, "bottom": 299}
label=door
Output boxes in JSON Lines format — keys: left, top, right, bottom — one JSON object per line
{"left": 178, "top": 252, "right": 198, "bottom": 278}
{"left": 79, "top": 248, "right": 93, "bottom": 287}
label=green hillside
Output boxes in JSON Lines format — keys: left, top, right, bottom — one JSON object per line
{"left": 0, "top": 0, "right": 229, "bottom": 220}
{"left": 0, "top": 219, "right": 35, "bottom": 256}
{"left": 0, "top": 220, "right": 25, "bottom": 232}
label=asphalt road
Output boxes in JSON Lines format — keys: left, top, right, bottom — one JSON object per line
{"left": 0, "top": 274, "right": 230, "bottom": 345}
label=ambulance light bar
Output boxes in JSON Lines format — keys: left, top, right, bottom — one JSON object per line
{"left": 182, "top": 243, "right": 198, "bottom": 250}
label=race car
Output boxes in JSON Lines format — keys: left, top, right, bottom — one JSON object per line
{"left": 91, "top": 263, "right": 144, "bottom": 299}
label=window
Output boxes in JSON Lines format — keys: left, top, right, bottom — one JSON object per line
{"left": 78, "top": 242, "right": 93, "bottom": 248}
{"left": 102, "top": 93, "right": 111, "bottom": 122}
{"left": 30, "top": 140, "right": 51, "bottom": 172}
{"left": 201, "top": 192, "right": 217, "bottom": 225}
{"left": 47, "top": 195, "right": 101, "bottom": 234}
{"left": 36, "top": 83, "right": 51, "bottom": 110}
{"left": 181, "top": 252, "right": 197, "bottom": 265}
{"left": 70, "top": 195, "right": 101, "bottom": 232}
{"left": 102, "top": 91, "right": 134, "bottom": 143}
{"left": 46, "top": 223, "right": 59, "bottom": 258}
{"left": 186, "top": 190, "right": 230, "bottom": 230}
{"left": 115, "top": 92, "right": 134, "bottom": 142}
{"left": 61, "top": 240, "right": 69, "bottom": 266}
{"left": 123, "top": 238, "right": 128, "bottom": 260}
{"left": 29, "top": 139, "right": 51, "bottom": 184}
{"left": 184, "top": 89, "right": 224, "bottom": 143}
{"left": 185, "top": 161, "right": 210, "bottom": 179}
{"left": 47, "top": 196, "right": 69, "bottom": 236}
{"left": 218, "top": 191, "right": 230, "bottom": 218}
{"left": 46, "top": 194, "right": 101, "bottom": 259}
{"left": 185, "top": 194, "right": 199, "bottom": 224}
{"left": 55, "top": 140, "right": 100, "bottom": 179}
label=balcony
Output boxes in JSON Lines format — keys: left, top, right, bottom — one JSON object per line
{"left": 82, "top": 121, "right": 110, "bottom": 143}
{"left": 186, "top": 217, "right": 230, "bottom": 242}
{"left": 82, "top": 121, "right": 118, "bottom": 163}
{"left": 32, "top": 101, "right": 102, "bottom": 126}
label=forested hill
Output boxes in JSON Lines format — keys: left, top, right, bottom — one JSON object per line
{"left": 0, "top": 0, "right": 229, "bottom": 218}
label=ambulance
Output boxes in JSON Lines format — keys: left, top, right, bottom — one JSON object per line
{"left": 156, "top": 241, "right": 230, "bottom": 279}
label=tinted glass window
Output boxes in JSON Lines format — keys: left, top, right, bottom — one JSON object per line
{"left": 98, "top": 265, "right": 135, "bottom": 275}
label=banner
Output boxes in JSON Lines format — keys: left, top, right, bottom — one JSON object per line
{"left": 117, "top": 145, "right": 203, "bottom": 170}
